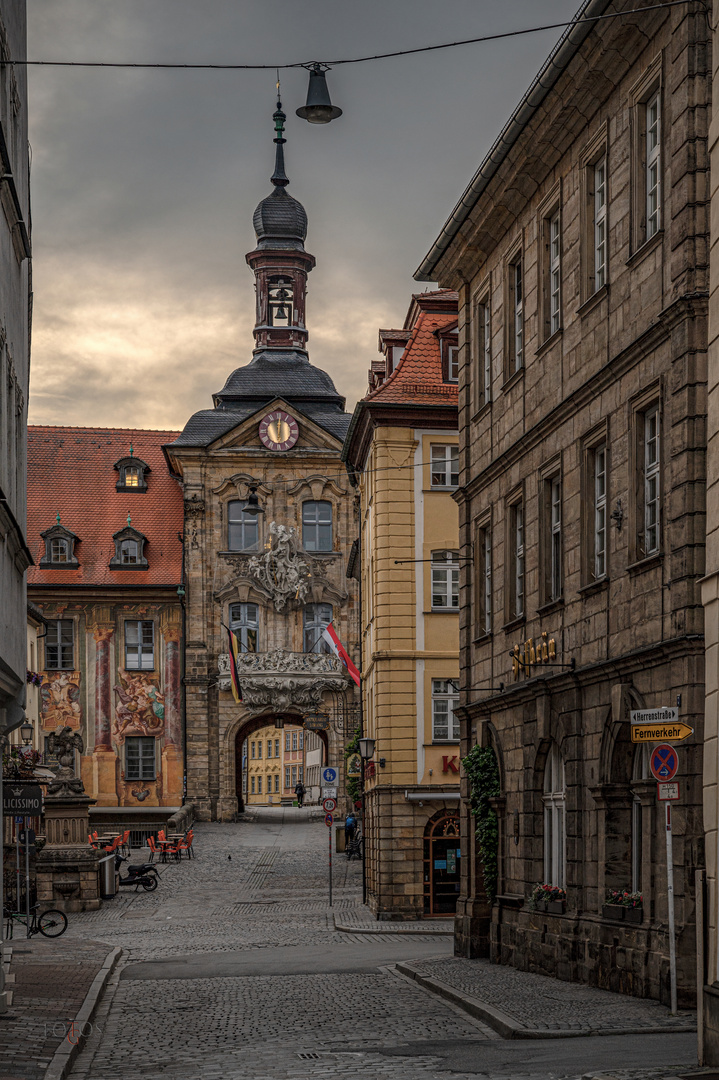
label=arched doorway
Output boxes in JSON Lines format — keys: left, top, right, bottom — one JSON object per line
{"left": 423, "top": 809, "right": 461, "bottom": 916}
{"left": 232, "top": 714, "right": 330, "bottom": 812}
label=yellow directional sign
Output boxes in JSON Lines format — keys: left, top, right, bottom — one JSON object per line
{"left": 631, "top": 722, "right": 693, "bottom": 744}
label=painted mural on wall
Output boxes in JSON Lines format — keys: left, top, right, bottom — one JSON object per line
{"left": 113, "top": 672, "right": 165, "bottom": 738}
{"left": 41, "top": 671, "right": 82, "bottom": 731}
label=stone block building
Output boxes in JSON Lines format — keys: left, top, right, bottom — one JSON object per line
{"left": 163, "top": 99, "right": 358, "bottom": 820}
{"left": 416, "top": 0, "right": 709, "bottom": 1003}
{"left": 343, "top": 290, "right": 461, "bottom": 918}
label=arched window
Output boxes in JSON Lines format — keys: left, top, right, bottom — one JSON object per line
{"left": 114, "top": 455, "right": 150, "bottom": 492}
{"left": 227, "top": 501, "right": 259, "bottom": 551}
{"left": 40, "top": 523, "right": 80, "bottom": 568}
{"left": 109, "top": 525, "right": 148, "bottom": 570}
{"left": 123, "top": 465, "right": 141, "bottom": 488}
{"left": 631, "top": 745, "right": 650, "bottom": 894}
{"left": 303, "top": 603, "right": 332, "bottom": 653}
{"left": 229, "top": 602, "right": 259, "bottom": 653}
{"left": 50, "top": 538, "right": 69, "bottom": 563}
{"left": 302, "top": 501, "right": 332, "bottom": 551}
{"left": 121, "top": 539, "right": 138, "bottom": 564}
{"left": 268, "top": 276, "right": 293, "bottom": 327}
{"left": 543, "top": 742, "right": 566, "bottom": 887}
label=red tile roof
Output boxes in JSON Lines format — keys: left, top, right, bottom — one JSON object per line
{"left": 27, "top": 426, "right": 183, "bottom": 587}
{"left": 365, "top": 290, "right": 459, "bottom": 406}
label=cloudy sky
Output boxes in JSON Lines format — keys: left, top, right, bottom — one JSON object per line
{"left": 27, "top": 0, "right": 581, "bottom": 430}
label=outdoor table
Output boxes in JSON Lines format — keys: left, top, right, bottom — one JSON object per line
{"left": 157, "top": 839, "right": 177, "bottom": 863}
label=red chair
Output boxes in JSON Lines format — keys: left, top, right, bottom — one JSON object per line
{"left": 121, "top": 830, "right": 130, "bottom": 856}
{"left": 177, "top": 831, "right": 194, "bottom": 860}
{"left": 157, "top": 829, "right": 166, "bottom": 842}
{"left": 147, "top": 836, "right": 159, "bottom": 863}
{"left": 104, "top": 835, "right": 122, "bottom": 853}
{"left": 88, "top": 833, "right": 98, "bottom": 849}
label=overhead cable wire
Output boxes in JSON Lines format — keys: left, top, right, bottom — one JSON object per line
{"left": 2, "top": 1, "right": 704, "bottom": 71}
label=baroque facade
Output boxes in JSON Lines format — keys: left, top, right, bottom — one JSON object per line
{"left": 163, "top": 100, "right": 358, "bottom": 821}
{"left": 416, "top": 0, "right": 709, "bottom": 1002}
{"left": 343, "top": 290, "right": 461, "bottom": 918}
{"left": 26, "top": 428, "right": 184, "bottom": 820}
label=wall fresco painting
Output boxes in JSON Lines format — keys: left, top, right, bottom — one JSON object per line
{"left": 113, "top": 671, "right": 165, "bottom": 738}
{"left": 41, "top": 671, "right": 82, "bottom": 731}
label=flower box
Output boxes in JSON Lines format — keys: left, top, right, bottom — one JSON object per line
{"left": 624, "top": 906, "right": 643, "bottom": 925}
{"left": 534, "top": 900, "right": 548, "bottom": 913}
{"left": 602, "top": 903, "right": 624, "bottom": 920}
{"left": 547, "top": 900, "right": 565, "bottom": 914}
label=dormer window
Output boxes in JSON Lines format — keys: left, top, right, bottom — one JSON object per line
{"left": 109, "top": 525, "right": 148, "bottom": 571}
{"left": 440, "top": 332, "right": 459, "bottom": 383}
{"left": 268, "top": 276, "right": 293, "bottom": 327}
{"left": 39, "top": 523, "right": 80, "bottom": 569}
{"left": 114, "top": 455, "right": 150, "bottom": 493}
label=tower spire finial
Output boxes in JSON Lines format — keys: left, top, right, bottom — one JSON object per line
{"left": 270, "top": 90, "right": 289, "bottom": 189}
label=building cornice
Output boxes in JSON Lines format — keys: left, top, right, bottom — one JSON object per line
{"left": 343, "top": 399, "right": 458, "bottom": 473}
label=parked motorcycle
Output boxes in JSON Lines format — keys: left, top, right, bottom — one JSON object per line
{"left": 114, "top": 853, "right": 159, "bottom": 891}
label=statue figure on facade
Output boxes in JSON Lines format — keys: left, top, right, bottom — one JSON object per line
{"left": 248, "top": 521, "right": 311, "bottom": 611}
{"left": 46, "top": 724, "right": 85, "bottom": 796}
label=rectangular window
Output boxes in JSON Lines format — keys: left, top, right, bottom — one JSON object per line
{"left": 643, "top": 404, "right": 661, "bottom": 555}
{"left": 299, "top": 730, "right": 304, "bottom": 749}
{"left": 430, "top": 444, "right": 458, "bottom": 488}
{"left": 299, "top": 765, "right": 304, "bottom": 783}
{"left": 476, "top": 298, "right": 491, "bottom": 407}
{"left": 432, "top": 679, "right": 460, "bottom": 741}
{"left": 257, "top": 741, "right": 262, "bottom": 759}
{"left": 251, "top": 775, "right": 255, "bottom": 794}
{"left": 257, "top": 775, "right": 262, "bottom": 795}
{"left": 302, "top": 501, "right": 333, "bottom": 552}
{"left": 124, "top": 620, "right": 154, "bottom": 670}
{"left": 508, "top": 255, "right": 523, "bottom": 373}
{"left": 227, "top": 500, "right": 259, "bottom": 551}
{"left": 285, "top": 767, "right": 290, "bottom": 788}
{"left": 125, "top": 736, "right": 156, "bottom": 780}
{"left": 45, "top": 619, "right": 74, "bottom": 670}
{"left": 544, "top": 476, "right": 562, "bottom": 603}
{"left": 292, "top": 731, "right": 298, "bottom": 751}
{"left": 291, "top": 765, "right": 297, "bottom": 785}
{"left": 285, "top": 733, "right": 290, "bottom": 752}
{"left": 275, "top": 738, "right": 280, "bottom": 758}
{"left": 549, "top": 211, "right": 561, "bottom": 336}
{"left": 275, "top": 774, "right": 280, "bottom": 793}
{"left": 229, "top": 602, "right": 259, "bottom": 653}
{"left": 594, "top": 444, "right": 607, "bottom": 578}
{"left": 476, "top": 525, "right": 492, "bottom": 635}
{"left": 303, "top": 603, "right": 332, "bottom": 653}
{"left": 267, "top": 740, "right": 272, "bottom": 758}
{"left": 431, "top": 550, "right": 459, "bottom": 610}
{"left": 446, "top": 343, "right": 459, "bottom": 383}
{"left": 646, "top": 91, "right": 661, "bottom": 238}
{"left": 251, "top": 742, "right": 256, "bottom": 759}
{"left": 509, "top": 501, "right": 525, "bottom": 620}
{"left": 594, "top": 158, "right": 607, "bottom": 290}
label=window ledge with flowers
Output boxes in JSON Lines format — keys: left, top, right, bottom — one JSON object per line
{"left": 529, "top": 883, "right": 566, "bottom": 914}
{"left": 27, "top": 670, "right": 43, "bottom": 687}
{"left": 3, "top": 744, "right": 43, "bottom": 780}
{"left": 602, "top": 890, "right": 643, "bottom": 924}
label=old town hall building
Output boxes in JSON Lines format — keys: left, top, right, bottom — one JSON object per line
{"left": 27, "top": 101, "right": 359, "bottom": 824}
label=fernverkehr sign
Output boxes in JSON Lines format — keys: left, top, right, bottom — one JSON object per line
{"left": 630, "top": 707, "right": 679, "bottom": 725}
{"left": 2, "top": 783, "right": 42, "bottom": 815}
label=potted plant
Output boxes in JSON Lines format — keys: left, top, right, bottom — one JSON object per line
{"left": 603, "top": 890, "right": 643, "bottom": 922}
{"left": 530, "top": 883, "right": 566, "bottom": 914}
{"left": 622, "top": 891, "right": 644, "bottom": 924}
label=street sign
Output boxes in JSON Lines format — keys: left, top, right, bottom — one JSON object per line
{"left": 631, "top": 707, "right": 679, "bottom": 725}
{"left": 305, "top": 716, "right": 330, "bottom": 732}
{"left": 650, "top": 744, "right": 679, "bottom": 782}
{"left": 631, "top": 722, "right": 693, "bottom": 744}
{"left": 14, "top": 815, "right": 23, "bottom": 824}
{"left": 3, "top": 783, "right": 42, "bottom": 815}
{"left": 322, "top": 787, "right": 337, "bottom": 800}
{"left": 323, "top": 798, "right": 337, "bottom": 812}
{"left": 19, "top": 829, "right": 35, "bottom": 846}
{"left": 657, "top": 781, "right": 680, "bottom": 801}
{"left": 324, "top": 813, "right": 334, "bottom": 827}
{"left": 322, "top": 767, "right": 337, "bottom": 784}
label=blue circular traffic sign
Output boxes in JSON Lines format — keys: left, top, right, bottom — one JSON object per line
{"left": 650, "top": 744, "right": 679, "bottom": 782}
{"left": 324, "top": 813, "right": 334, "bottom": 827}
{"left": 322, "top": 767, "right": 337, "bottom": 784}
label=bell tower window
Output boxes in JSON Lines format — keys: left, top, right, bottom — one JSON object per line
{"left": 268, "top": 277, "right": 293, "bottom": 327}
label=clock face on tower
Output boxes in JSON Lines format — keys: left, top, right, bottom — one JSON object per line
{"left": 259, "top": 410, "right": 299, "bottom": 451}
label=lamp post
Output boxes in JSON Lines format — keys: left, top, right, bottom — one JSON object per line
{"left": 358, "top": 737, "right": 375, "bottom": 906}
{"left": 20, "top": 720, "right": 33, "bottom": 747}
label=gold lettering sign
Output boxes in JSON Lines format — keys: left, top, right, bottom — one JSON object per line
{"left": 512, "top": 632, "right": 557, "bottom": 679}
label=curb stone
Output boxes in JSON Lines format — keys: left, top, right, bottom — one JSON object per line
{"left": 334, "top": 920, "right": 453, "bottom": 935}
{"left": 44, "top": 945, "right": 122, "bottom": 1080}
{"left": 395, "top": 961, "right": 699, "bottom": 1041}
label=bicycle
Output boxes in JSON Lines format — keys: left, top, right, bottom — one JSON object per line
{"left": 346, "top": 832, "right": 363, "bottom": 860}
{"left": 3, "top": 903, "right": 68, "bottom": 939}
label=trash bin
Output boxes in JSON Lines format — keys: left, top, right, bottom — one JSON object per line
{"left": 336, "top": 824, "right": 346, "bottom": 853}
{"left": 99, "top": 853, "right": 117, "bottom": 900}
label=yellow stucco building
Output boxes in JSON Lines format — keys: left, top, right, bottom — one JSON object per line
{"left": 244, "top": 723, "right": 305, "bottom": 805}
{"left": 343, "top": 290, "right": 461, "bottom": 918}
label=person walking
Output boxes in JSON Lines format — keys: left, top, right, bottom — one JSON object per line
{"left": 294, "top": 780, "right": 305, "bottom": 808}
{"left": 344, "top": 811, "right": 356, "bottom": 846}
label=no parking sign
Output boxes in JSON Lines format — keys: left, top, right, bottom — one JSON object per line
{"left": 650, "top": 744, "right": 679, "bottom": 782}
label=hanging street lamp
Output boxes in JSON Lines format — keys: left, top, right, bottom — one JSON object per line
{"left": 296, "top": 64, "right": 343, "bottom": 124}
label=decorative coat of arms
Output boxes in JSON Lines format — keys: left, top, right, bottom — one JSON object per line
{"left": 248, "top": 522, "right": 311, "bottom": 612}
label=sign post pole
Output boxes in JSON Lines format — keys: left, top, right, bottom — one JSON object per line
{"left": 665, "top": 801, "right": 677, "bottom": 1014}
{"left": 328, "top": 816, "right": 333, "bottom": 908}
{"left": 24, "top": 816, "right": 31, "bottom": 939}
{"left": 15, "top": 819, "right": 21, "bottom": 912}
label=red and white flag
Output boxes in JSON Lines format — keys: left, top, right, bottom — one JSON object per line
{"left": 321, "top": 622, "right": 361, "bottom": 686}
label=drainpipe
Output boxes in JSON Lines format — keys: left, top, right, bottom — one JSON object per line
{"left": 177, "top": 531, "right": 187, "bottom": 806}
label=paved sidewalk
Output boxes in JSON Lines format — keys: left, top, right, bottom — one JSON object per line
{"left": 334, "top": 906, "right": 453, "bottom": 934}
{"left": 0, "top": 936, "right": 118, "bottom": 1080}
{"left": 398, "top": 956, "right": 697, "bottom": 1039}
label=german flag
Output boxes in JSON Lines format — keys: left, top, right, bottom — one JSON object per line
{"left": 224, "top": 624, "right": 243, "bottom": 704}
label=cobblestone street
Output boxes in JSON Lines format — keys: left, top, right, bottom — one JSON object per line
{"left": 31, "top": 811, "right": 699, "bottom": 1080}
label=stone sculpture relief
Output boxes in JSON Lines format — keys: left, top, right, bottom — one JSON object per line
{"left": 46, "top": 725, "right": 85, "bottom": 796}
{"left": 217, "top": 649, "right": 347, "bottom": 713}
{"left": 247, "top": 522, "right": 311, "bottom": 612}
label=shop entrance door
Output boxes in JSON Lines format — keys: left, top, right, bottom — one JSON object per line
{"left": 423, "top": 811, "right": 460, "bottom": 916}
